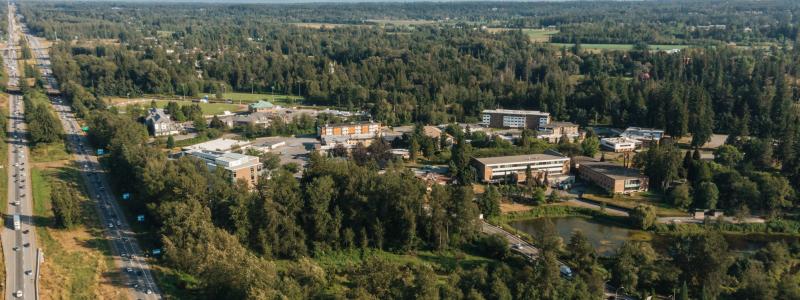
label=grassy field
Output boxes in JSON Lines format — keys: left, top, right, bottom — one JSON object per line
{"left": 30, "top": 142, "right": 70, "bottom": 163}
{"left": 222, "top": 92, "right": 305, "bottom": 105}
{"left": 551, "top": 43, "right": 692, "bottom": 52}
{"left": 31, "top": 165, "right": 127, "bottom": 299}
{"left": 113, "top": 98, "right": 246, "bottom": 115}
{"left": 487, "top": 28, "right": 559, "bottom": 42}
{"left": 581, "top": 186, "right": 686, "bottom": 217}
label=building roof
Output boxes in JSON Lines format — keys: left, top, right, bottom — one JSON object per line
{"left": 188, "top": 150, "right": 260, "bottom": 170}
{"left": 249, "top": 100, "right": 274, "bottom": 109}
{"left": 541, "top": 121, "right": 578, "bottom": 129}
{"left": 601, "top": 137, "right": 640, "bottom": 145}
{"left": 482, "top": 109, "right": 549, "bottom": 116}
{"left": 473, "top": 153, "right": 568, "bottom": 166}
{"left": 581, "top": 160, "right": 644, "bottom": 180}
{"left": 320, "top": 121, "right": 380, "bottom": 128}
{"left": 621, "top": 127, "right": 665, "bottom": 141}
{"left": 182, "top": 138, "right": 251, "bottom": 153}
{"left": 146, "top": 108, "right": 172, "bottom": 124}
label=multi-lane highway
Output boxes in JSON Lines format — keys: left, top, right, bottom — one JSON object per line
{"left": 7, "top": 1, "right": 161, "bottom": 298}
{"left": 1, "top": 2, "right": 39, "bottom": 299}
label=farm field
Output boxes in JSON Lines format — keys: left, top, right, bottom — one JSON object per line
{"left": 487, "top": 28, "right": 559, "bottom": 42}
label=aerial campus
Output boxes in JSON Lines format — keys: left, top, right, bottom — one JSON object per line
{"left": 0, "top": 0, "right": 799, "bottom": 299}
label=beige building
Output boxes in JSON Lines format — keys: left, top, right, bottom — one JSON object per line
{"left": 539, "top": 121, "right": 581, "bottom": 143}
{"left": 574, "top": 157, "right": 648, "bottom": 194}
{"left": 471, "top": 154, "right": 570, "bottom": 184}
{"left": 318, "top": 121, "right": 381, "bottom": 138}
{"left": 188, "top": 150, "right": 264, "bottom": 188}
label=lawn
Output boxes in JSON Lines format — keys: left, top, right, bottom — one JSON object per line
{"left": 581, "top": 186, "right": 687, "bottom": 217}
{"left": 30, "top": 141, "right": 70, "bottom": 163}
{"left": 223, "top": 92, "right": 305, "bottom": 106}
{"left": 31, "top": 166, "right": 127, "bottom": 299}
{"left": 116, "top": 99, "right": 246, "bottom": 116}
{"left": 550, "top": 43, "right": 692, "bottom": 52}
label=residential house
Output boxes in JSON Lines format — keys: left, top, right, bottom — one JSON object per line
{"left": 145, "top": 108, "right": 182, "bottom": 137}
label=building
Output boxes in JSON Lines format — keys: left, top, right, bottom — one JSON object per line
{"left": 481, "top": 109, "right": 550, "bottom": 130}
{"left": 472, "top": 154, "right": 570, "bottom": 184}
{"left": 248, "top": 100, "right": 277, "bottom": 113}
{"left": 182, "top": 138, "right": 252, "bottom": 153}
{"left": 600, "top": 137, "right": 638, "bottom": 152}
{"left": 221, "top": 112, "right": 273, "bottom": 128}
{"left": 539, "top": 121, "right": 581, "bottom": 143}
{"left": 318, "top": 121, "right": 381, "bottom": 138}
{"left": 145, "top": 108, "right": 182, "bottom": 137}
{"left": 188, "top": 150, "right": 263, "bottom": 188}
{"left": 574, "top": 157, "right": 648, "bottom": 194}
{"left": 620, "top": 127, "right": 665, "bottom": 145}
{"left": 316, "top": 134, "right": 376, "bottom": 153}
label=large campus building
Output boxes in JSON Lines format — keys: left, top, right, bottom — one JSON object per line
{"left": 471, "top": 154, "right": 570, "bottom": 184}
{"left": 573, "top": 157, "right": 648, "bottom": 194}
{"left": 187, "top": 150, "right": 264, "bottom": 188}
{"left": 317, "top": 121, "right": 382, "bottom": 138}
{"left": 481, "top": 109, "right": 551, "bottom": 130}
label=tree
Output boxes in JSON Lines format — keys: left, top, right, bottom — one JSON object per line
{"left": 51, "top": 181, "right": 82, "bottom": 228}
{"left": 477, "top": 185, "right": 501, "bottom": 218}
{"left": 261, "top": 152, "right": 281, "bottom": 171}
{"left": 669, "top": 232, "right": 731, "bottom": 299}
{"left": 635, "top": 142, "right": 682, "bottom": 191}
{"left": 630, "top": 205, "right": 657, "bottom": 230}
{"left": 669, "top": 184, "right": 692, "bottom": 209}
{"left": 694, "top": 181, "right": 719, "bottom": 209}
{"left": 581, "top": 135, "right": 600, "bottom": 157}
{"left": 166, "top": 135, "right": 175, "bottom": 149}
{"left": 714, "top": 144, "right": 744, "bottom": 167}
{"left": 209, "top": 115, "right": 226, "bottom": 129}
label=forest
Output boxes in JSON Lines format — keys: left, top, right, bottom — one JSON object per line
{"left": 14, "top": 0, "right": 800, "bottom": 299}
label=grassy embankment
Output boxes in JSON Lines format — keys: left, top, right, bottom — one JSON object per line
{"left": 31, "top": 166, "right": 126, "bottom": 299}
{"left": 27, "top": 86, "right": 125, "bottom": 298}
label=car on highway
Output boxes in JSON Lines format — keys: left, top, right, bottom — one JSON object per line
{"left": 126, "top": 267, "right": 133, "bottom": 273}
{"left": 108, "top": 223, "right": 114, "bottom": 228}
{"left": 14, "top": 290, "right": 22, "bottom": 298}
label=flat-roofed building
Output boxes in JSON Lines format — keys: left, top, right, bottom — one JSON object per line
{"left": 539, "top": 121, "right": 581, "bottom": 143}
{"left": 318, "top": 121, "right": 381, "bottom": 138}
{"left": 472, "top": 154, "right": 570, "bottom": 184}
{"left": 620, "top": 127, "right": 665, "bottom": 145}
{"left": 481, "top": 109, "right": 550, "bottom": 130}
{"left": 182, "top": 138, "right": 252, "bottom": 153}
{"left": 188, "top": 150, "right": 263, "bottom": 188}
{"left": 600, "top": 137, "right": 639, "bottom": 152}
{"left": 574, "top": 157, "right": 648, "bottom": 194}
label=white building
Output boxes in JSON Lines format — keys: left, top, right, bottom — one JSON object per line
{"left": 481, "top": 109, "right": 550, "bottom": 130}
{"left": 182, "top": 138, "right": 252, "bottom": 153}
{"left": 600, "top": 137, "right": 639, "bottom": 152}
{"left": 620, "top": 127, "right": 665, "bottom": 144}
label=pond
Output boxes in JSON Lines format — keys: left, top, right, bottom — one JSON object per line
{"left": 510, "top": 216, "right": 652, "bottom": 256}
{"left": 509, "top": 217, "right": 800, "bottom": 257}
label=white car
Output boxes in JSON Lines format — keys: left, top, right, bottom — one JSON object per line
{"left": 14, "top": 290, "right": 22, "bottom": 298}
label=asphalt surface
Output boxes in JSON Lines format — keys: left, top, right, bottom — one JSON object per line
{"left": 10, "top": 2, "right": 162, "bottom": 298}
{"left": 1, "top": 3, "right": 39, "bottom": 299}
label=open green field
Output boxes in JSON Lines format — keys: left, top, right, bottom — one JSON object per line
{"left": 115, "top": 99, "right": 247, "bottom": 115}
{"left": 551, "top": 43, "right": 692, "bottom": 52}
{"left": 222, "top": 92, "right": 305, "bottom": 105}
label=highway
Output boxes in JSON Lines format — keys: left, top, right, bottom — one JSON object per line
{"left": 11, "top": 2, "right": 162, "bottom": 298}
{"left": 1, "top": 2, "right": 39, "bottom": 299}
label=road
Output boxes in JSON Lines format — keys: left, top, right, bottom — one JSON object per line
{"left": 13, "top": 2, "right": 162, "bottom": 299}
{"left": 1, "top": 2, "right": 39, "bottom": 299}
